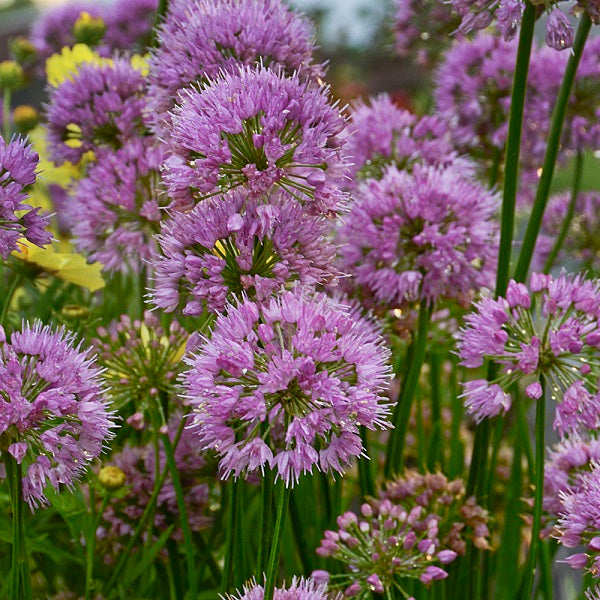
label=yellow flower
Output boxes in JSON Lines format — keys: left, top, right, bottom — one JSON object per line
{"left": 46, "top": 43, "right": 112, "bottom": 87}
{"left": 13, "top": 239, "right": 105, "bottom": 292}
{"left": 130, "top": 54, "right": 150, "bottom": 77}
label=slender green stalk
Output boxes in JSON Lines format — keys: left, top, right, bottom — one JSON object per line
{"left": 258, "top": 470, "right": 274, "bottom": 573}
{"left": 85, "top": 494, "right": 110, "bottom": 600}
{"left": 358, "top": 426, "right": 375, "bottom": 497}
{"left": 521, "top": 382, "right": 546, "bottom": 599}
{"left": 385, "top": 298, "right": 432, "bottom": 478}
{"left": 221, "top": 480, "right": 239, "bottom": 594}
{"left": 1, "top": 272, "right": 22, "bottom": 326}
{"left": 160, "top": 431, "right": 197, "bottom": 598}
{"left": 6, "top": 455, "right": 31, "bottom": 600}
{"left": 3, "top": 90, "right": 11, "bottom": 140}
{"left": 514, "top": 13, "right": 592, "bottom": 283}
{"left": 427, "top": 352, "right": 443, "bottom": 471}
{"left": 538, "top": 540, "right": 554, "bottom": 600}
{"left": 264, "top": 482, "right": 291, "bottom": 600}
{"left": 496, "top": 1, "right": 536, "bottom": 298}
{"left": 289, "top": 491, "right": 314, "bottom": 575}
{"left": 542, "top": 152, "right": 584, "bottom": 274}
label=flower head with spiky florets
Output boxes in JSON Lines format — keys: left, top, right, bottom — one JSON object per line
{"left": 344, "top": 94, "right": 473, "bottom": 185}
{"left": 544, "top": 435, "right": 600, "bottom": 518}
{"left": 457, "top": 273, "right": 600, "bottom": 431}
{"left": 316, "top": 471, "right": 490, "bottom": 598}
{"left": 227, "top": 576, "right": 332, "bottom": 600}
{"left": 338, "top": 164, "right": 498, "bottom": 309}
{"left": 0, "top": 321, "right": 115, "bottom": 507}
{"left": 67, "top": 139, "right": 167, "bottom": 274}
{"left": 146, "top": 0, "right": 323, "bottom": 138}
{"left": 0, "top": 136, "right": 51, "bottom": 259}
{"left": 45, "top": 58, "right": 146, "bottom": 164}
{"left": 556, "top": 461, "right": 600, "bottom": 577}
{"left": 90, "top": 311, "right": 188, "bottom": 414}
{"left": 183, "top": 289, "right": 392, "bottom": 486}
{"left": 164, "top": 65, "right": 348, "bottom": 216}
{"left": 536, "top": 191, "right": 600, "bottom": 274}
{"left": 150, "top": 191, "right": 339, "bottom": 315}
{"left": 587, "top": 587, "right": 600, "bottom": 600}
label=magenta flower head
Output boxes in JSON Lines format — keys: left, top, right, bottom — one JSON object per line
{"left": 164, "top": 65, "right": 348, "bottom": 215}
{"left": 0, "top": 321, "right": 115, "bottom": 507}
{"left": 345, "top": 94, "right": 472, "bottom": 184}
{"left": 0, "top": 136, "right": 51, "bottom": 259}
{"left": 184, "top": 289, "right": 392, "bottom": 486}
{"left": 45, "top": 58, "right": 146, "bottom": 164}
{"left": 457, "top": 273, "right": 600, "bottom": 432}
{"left": 536, "top": 191, "right": 600, "bottom": 273}
{"left": 338, "top": 164, "right": 498, "bottom": 309}
{"left": 67, "top": 139, "right": 166, "bottom": 274}
{"left": 151, "top": 191, "right": 338, "bottom": 315}
{"left": 146, "top": 0, "right": 323, "bottom": 138}
{"left": 556, "top": 462, "right": 600, "bottom": 577}
{"left": 317, "top": 471, "right": 489, "bottom": 598}
{"left": 226, "top": 576, "right": 331, "bottom": 600}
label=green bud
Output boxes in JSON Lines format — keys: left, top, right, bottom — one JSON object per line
{"left": 61, "top": 304, "right": 91, "bottom": 321}
{"left": 10, "top": 37, "right": 37, "bottom": 66}
{"left": 73, "top": 12, "right": 106, "bottom": 46}
{"left": 98, "top": 466, "right": 127, "bottom": 491}
{"left": 0, "top": 61, "right": 24, "bottom": 91}
{"left": 13, "top": 105, "right": 39, "bottom": 134}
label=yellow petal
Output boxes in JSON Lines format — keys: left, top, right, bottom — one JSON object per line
{"left": 46, "top": 43, "right": 112, "bottom": 87}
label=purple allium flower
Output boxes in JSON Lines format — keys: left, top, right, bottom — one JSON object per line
{"left": 587, "top": 587, "right": 600, "bottom": 600}
{"left": 338, "top": 164, "right": 498, "bottom": 309}
{"left": 393, "top": 0, "right": 461, "bottom": 66}
{"left": 496, "top": 0, "right": 525, "bottom": 41}
{"left": 45, "top": 58, "right": 146, "bottom": 164}
{"left": 0, "top": 321, "right": 115, "bottom": 507}
{"left": 164, "top": 65, "right": 348, "bottom": 216}
{"left": 90, "top": 311, "right": 188, "bottom": 412}
{"left": 146, "top": 0, "right": 323, "bottom": 138}
{"left": 226, "top": 577, "right": 330, "bottom": 600}
{"left": 556, "top": 462, "right": 600, "bottom": 577}
{"left": 151, "top": 191, "right": 338, "bottom": 315}
{"left": 344, "top": 94, "right": 473, "bottom": 185}
{"left": 102, "top": 0, "right": 158, "bottom": 53}
{"left": 544, "top": 435, "right": 600, "bottom": 518}
{"left": 0, "top": 136, "right": 51, "bottom": 258}
{"left": 184, "top": 289, "right": 392, "bottom": 486}
{"left": 457, "top": 273, "right": 600, "bottom": 431}
{"left": 97, "top": 415, "right": 211, "bottom": 557}
{"left": 67, "top": 139, "right": 166, "bottom": 274}
{"left": 546, "top": 9, "right": 575, "bottom": 51}
{"left": 30, "top": 2, "right": 103, "bottom": 65}
{"left": 317, "top": 471, "right": 489, "bottom": 598}
{"left": 536, "top": 191, "right": 600, "bottom": 273}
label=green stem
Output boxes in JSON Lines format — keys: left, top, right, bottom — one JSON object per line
{"left": 542, "top": 152, "right": 584, "bottom": 274}
{"left": 1, "top": 272, "right": 22, "bottom": 326}
{"left": 289, "top": 490, "right": 314, "bottom": 575}
{"left": 160, "top": 431, "right": 197, "bottom": 598}
{"left": 6, "top": 455, "right": 31, "bottom": 600}
{"left": 384, "top": 298, "right": 432, "bottom": 478}
{"left": 258, "top": 470, "right": 274, "bottom": 574}
{"left": 513, "top": 13, "right": 592, "bottom": 283}
{"left": 427, "top": 352, "right": 443, "bottom": 471}
{"left": 221, "top": 480, "right": 239, "bottom": 594}
{"left": 263, "top": 482, "right": 291, "bottom": 600}
{"left": 3, "top": 89, "right": 11, "bottom": 140}
{"left": 84, "top": 494, "right": 110, "bottom": 600}
{"left": 358, "top": 426, "right": 375, "bottom": 498}
{"left": 521, "top": 382, "right": 546, "bottom": 599}
{"left": 538, "top": 540, "right": 554, "bottom": 600}
{"left": 496, "top": 1, "right": 536, "bottom": 297}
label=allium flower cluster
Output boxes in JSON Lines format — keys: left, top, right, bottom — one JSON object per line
{"left": 45, "top": 58, "right": 146, "bottom": 164}
{"left": 147, "top": 0, "right": 322, "bottom": 137}
{"left": 151, "top": 191, "right": 338, "bottom": 315}
{"left": 393, "top": 0, "right": 461, "bottom": 66}
{"left": 227, "top": 577, "right": 330, "bottom": 600}
{"left": 536, "top": 191, "right": 600, "bottom": 273}
{"left": 457, "top": 273, "right": 600, "bottom": 431}
{"left": 0, "top": 321, "right": 114, "bottom": 507}
{"left": 97, "top": 417, "right": 211, "bottom": 556}
{"left": 68, "top": 140, "right": 166, "bottom": 274}
{"left": 0, "top": 136, "right": 51, "bottom": 259}
{"left": 90, "top": 312, "right": 188, "bottom": 414}
{"left": 316, "top": 472, "right": 489, "bottom": 598}
{"left": 556, "top": 462, "right": 600, "bottom": 577}
{"left": 164, "top": 66, "right": 347, "bottom": 215}
{"left": 184, "top": 290, "right": 392, "bottom": 486}
{"left": 344, "top": 94, "right": 471, "bottom": 184}
{"left": 338, "top": 164, "right": 498, "bottom": 308}
{"left": 101, "top": 0, "right": 158, "bottom": 53}
{"left": 544, "top": 435, "right": 600, "bottom": 518}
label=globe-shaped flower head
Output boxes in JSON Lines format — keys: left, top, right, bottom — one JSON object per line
{"left": 68, "top": 139, "right": 167, "bottom": 274}
{"left": 338, "top": 164, "right": 498, "bottom": 309}
{"left": 184, "top": 290, "right": 392, "bottom": 485}
{"left": 227, "top": 577, "right": 330, "bottom": 600}
{"left": 150, "top": 191, "right": 339, "bottom": 315}
{"left": 0, "top": 136, "right": 51, "bottom": 259}
{"left": 147, "top": 0, "right": 323, "bottom": 137}
{"left": 164, "top": 65, "right": 348, "bottom": 215}
{"left": 0, "top": 321, "right": 115, "bottom": 507}
{"left": 46, "top": 58, "right": 146, "bottom": 164}
{"left": 457, "top": 273, "right": 600, "bottom": 431}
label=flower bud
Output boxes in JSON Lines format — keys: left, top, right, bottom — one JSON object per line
{"left": 0, "top": 60, "right": 24, "bottom": 91}
{"left": 73, "top": 12, "right": 106, "bottom": 46}
{"left": 98, "top": 465, "right": 127, "bottom": 491}
{"left": 10, "top": 37, "right": 37, "bottom": 65}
